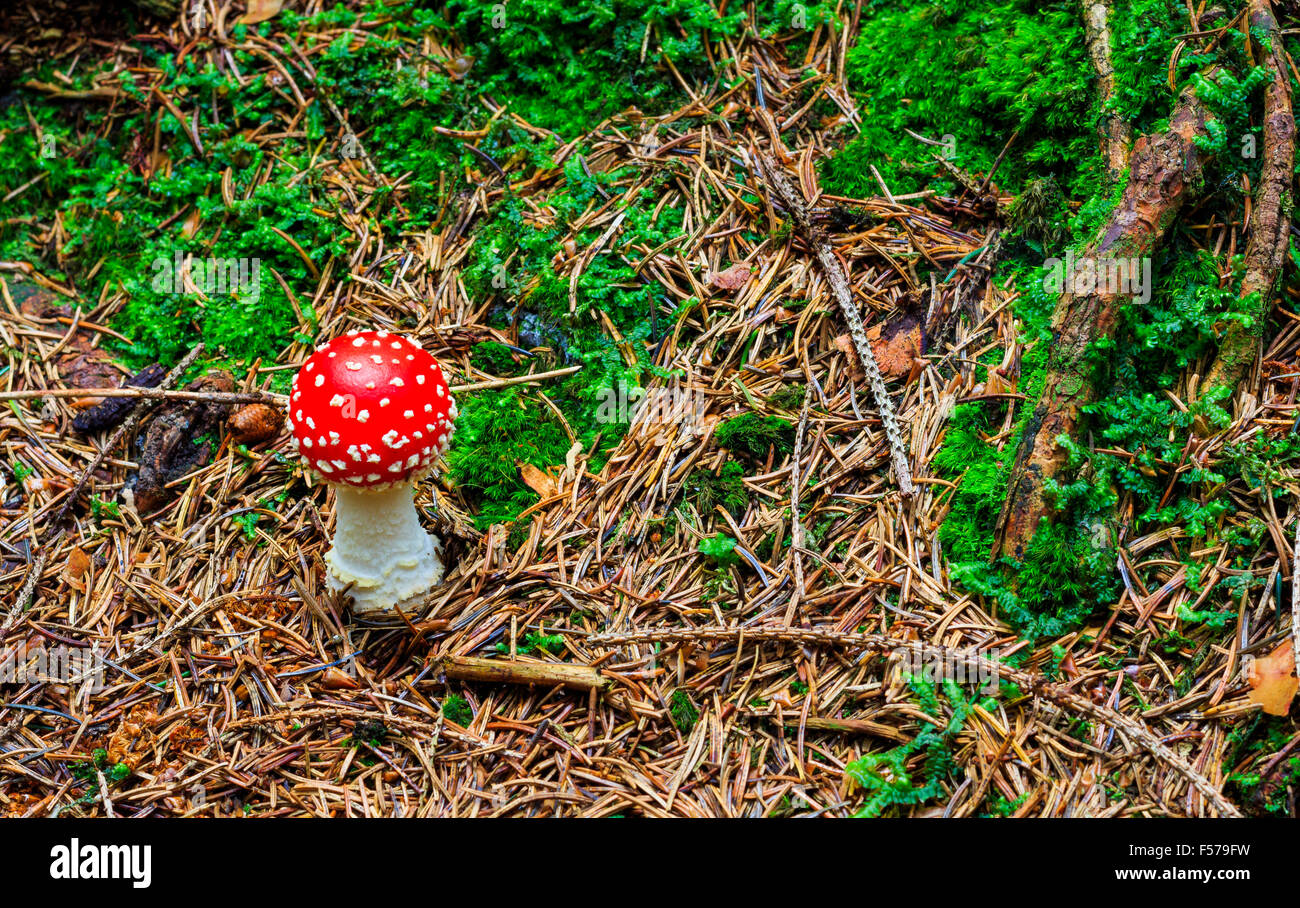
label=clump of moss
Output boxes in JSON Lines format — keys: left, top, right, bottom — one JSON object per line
{"left": 469, "top": 341, "right": 529, "bottom": 377}
{"left": 714, "top": 414, "right": 794, "bottom": 460}
{"left": 820, "top": 0, "right": 1098, "bottom": 199}
{"left": 684, "top": 461, "right": 748, "bottom": 518}
{"left": 442, "top": 694, "right": 473, "bottom": 726}
{"left": 669, "top": 689, "right": 699, "bottom": 733}
{"left": 766, "top": 383, "right": 806, "bottom": 411}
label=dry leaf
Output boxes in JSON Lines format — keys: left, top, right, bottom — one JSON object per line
{"left": 833, "top": 333, "right": 863, "bottom": 378}
{"left": 239, "top": 0, "right": 283, "bottom": 25}
{"left": 866, "top": 313, "right": 923, "bottom": 379}
{"left": 1247, "top": 641, "right": 1298, "bottom": 716}
{"left": 65, "top": 546, "right": 91, "bottom": 591}
{"left": 707, "top": 263, "right": 752, "bottom": 291}
{"left": 321, "top": 668, "right": 359, "bottom": 690}
{"left": 518, "top": 462, "right": 559, "bottom": 498}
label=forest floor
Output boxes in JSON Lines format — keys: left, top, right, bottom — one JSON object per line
{"left": 0, "top": 0, "right": 1296, "bottom": 817}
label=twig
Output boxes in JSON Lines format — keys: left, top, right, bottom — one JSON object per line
{"left": 0, "top": 365, "right": 584, "bottom": 407}
{"left": 436, "top": 654, "right": 606, "bottom": 692}
{"left": 753, "top": 152, "right": 915, "bottom": 494}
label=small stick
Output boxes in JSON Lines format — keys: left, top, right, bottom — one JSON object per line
{"left": 0, "top": 365, "right": 584, "bottom": 407}
{"left": 754, "top": 152, "right": 915, "bottom": 494}
{"left": 436, "top": 654, "right": 606, "bottom": 692}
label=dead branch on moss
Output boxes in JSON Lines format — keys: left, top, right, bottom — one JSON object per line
{"left": 1196, "top": 0, "right": 1295, "bottom": 426}
{"left": 753, "top": 152, "right": 915, "bottom": 495}
{"left": 996, "top": 83, "right": 1213, "bottom": 559}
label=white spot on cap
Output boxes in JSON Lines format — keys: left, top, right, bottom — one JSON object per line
{"left": 352, "top": 337, "right": 366, "bottom": 347}
{"left": 317, "top": 461, "right": 332, "bottom": 473}
{"left": 436, "top": 385, "right": 445, "bottom": 397}
{"left": 366, "top": 473, "right": 381, "bottom": 482}
{"left": 404, "top": 410, "right": 415, "bottom": 419}
{"left": 305, "top": 361, "right": 314, "bottom": 372}
{"left": 379, "top": 398, "right": 390, "bottom": 407}
{"left": 416, "top": 374, "right": 426, "bottom": 385}
{"left": 357, "top": 410, "right": 370, "bottom": 423}
{"left": 315, "top": 375, "right": 324, "bottom": 387}
{"left": 346, "top": 361, "right": 361, "bottom": 371}
{"left": 329, "top": 395, "right": 346, "bottom": 407}
{"left": 302, "top": 438, "right": 313, "bottom": 448}
{"left": 390, "top": 377, "right": 404, "bottom": 387}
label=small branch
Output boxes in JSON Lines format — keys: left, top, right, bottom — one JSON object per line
{"left": 0, "top": 366, "right": 584, "bottom": 408}
{"left": 2, "top": 346, "right": 204, "bottom": 634}
{"left": 1080, "top": 1, "right": 1133, "bottom": 178}
{"left": 436, "top": 654, "right": 606, "bottom": 692}
{"left": 753, "top": 152, "right": 915, "bottom": 495}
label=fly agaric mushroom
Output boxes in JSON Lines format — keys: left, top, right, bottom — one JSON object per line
{"left": 286, "top": 330, "right": 458, "bottom": 618}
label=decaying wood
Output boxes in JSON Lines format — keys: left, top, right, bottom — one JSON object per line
{"left": 1196, "top": 0, "right": 1295, "bottom": 426}
{"left": 996, "top": 83, "right": 1212, "bottom": 559}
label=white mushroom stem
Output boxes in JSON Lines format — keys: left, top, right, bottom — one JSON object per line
{"left": 325, "top": 483, "right": 444, "bottom": 617}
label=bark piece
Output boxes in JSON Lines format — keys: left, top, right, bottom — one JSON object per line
{"left": 72, "top": 364, "right": 166, "bottom": 434}
{"left": 132, "top": 370, "right": 236, "bottom": 513}
{"left": 1080, "top": 0, "right": 1133, "bottom": 179}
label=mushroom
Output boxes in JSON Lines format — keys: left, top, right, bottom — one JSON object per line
{"left": 287, "top": 330, "right": 458, "bottom": 618}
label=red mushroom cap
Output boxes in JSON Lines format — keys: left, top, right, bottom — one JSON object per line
{"left": 286, "top": 330, "right": 457, "bottom": 489}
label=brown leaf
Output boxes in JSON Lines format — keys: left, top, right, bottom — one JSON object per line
{"left": 866, "top": 313, "right": 924, "bottom": 379}
{"left": 238, "top": 0, "right": 283, "bottom": 24}
{"left": 518, "top": 462, "right": 559, "bottom": 498}
{"left": 320, "top": 668, "right": 359, "bottom": 690}
{"left": 833, "top": 334, "right": 864, "bottom": 379}
{"left": 67, "top": 547, "right": 91, "bottom": 580}
{"left": 707, "top": 263, "right": 752, "bottom": 291}
{"left": 64, "top": 546, "right": 91, "bottom": 591}
{"left": 1247, "top": 641, "right": 1298, "bottom": 716}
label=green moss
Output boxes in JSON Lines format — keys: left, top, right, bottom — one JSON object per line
{"left": 684, "top": 461, "right": 749, "bottom": 518}
{"left": 442, "top": 694, "right": 473, "bottom": 726}
{"left": 669, "top": 689, "right": 699, "bottom": 733}
{"left": 846, "top": 678, "right": 994, "bottom": 817}
{"left": 822, "top": 0, "right": 1098, "bottom": 200}
{"left": 714, "top": 414, "right": 795, "bottom": 459}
